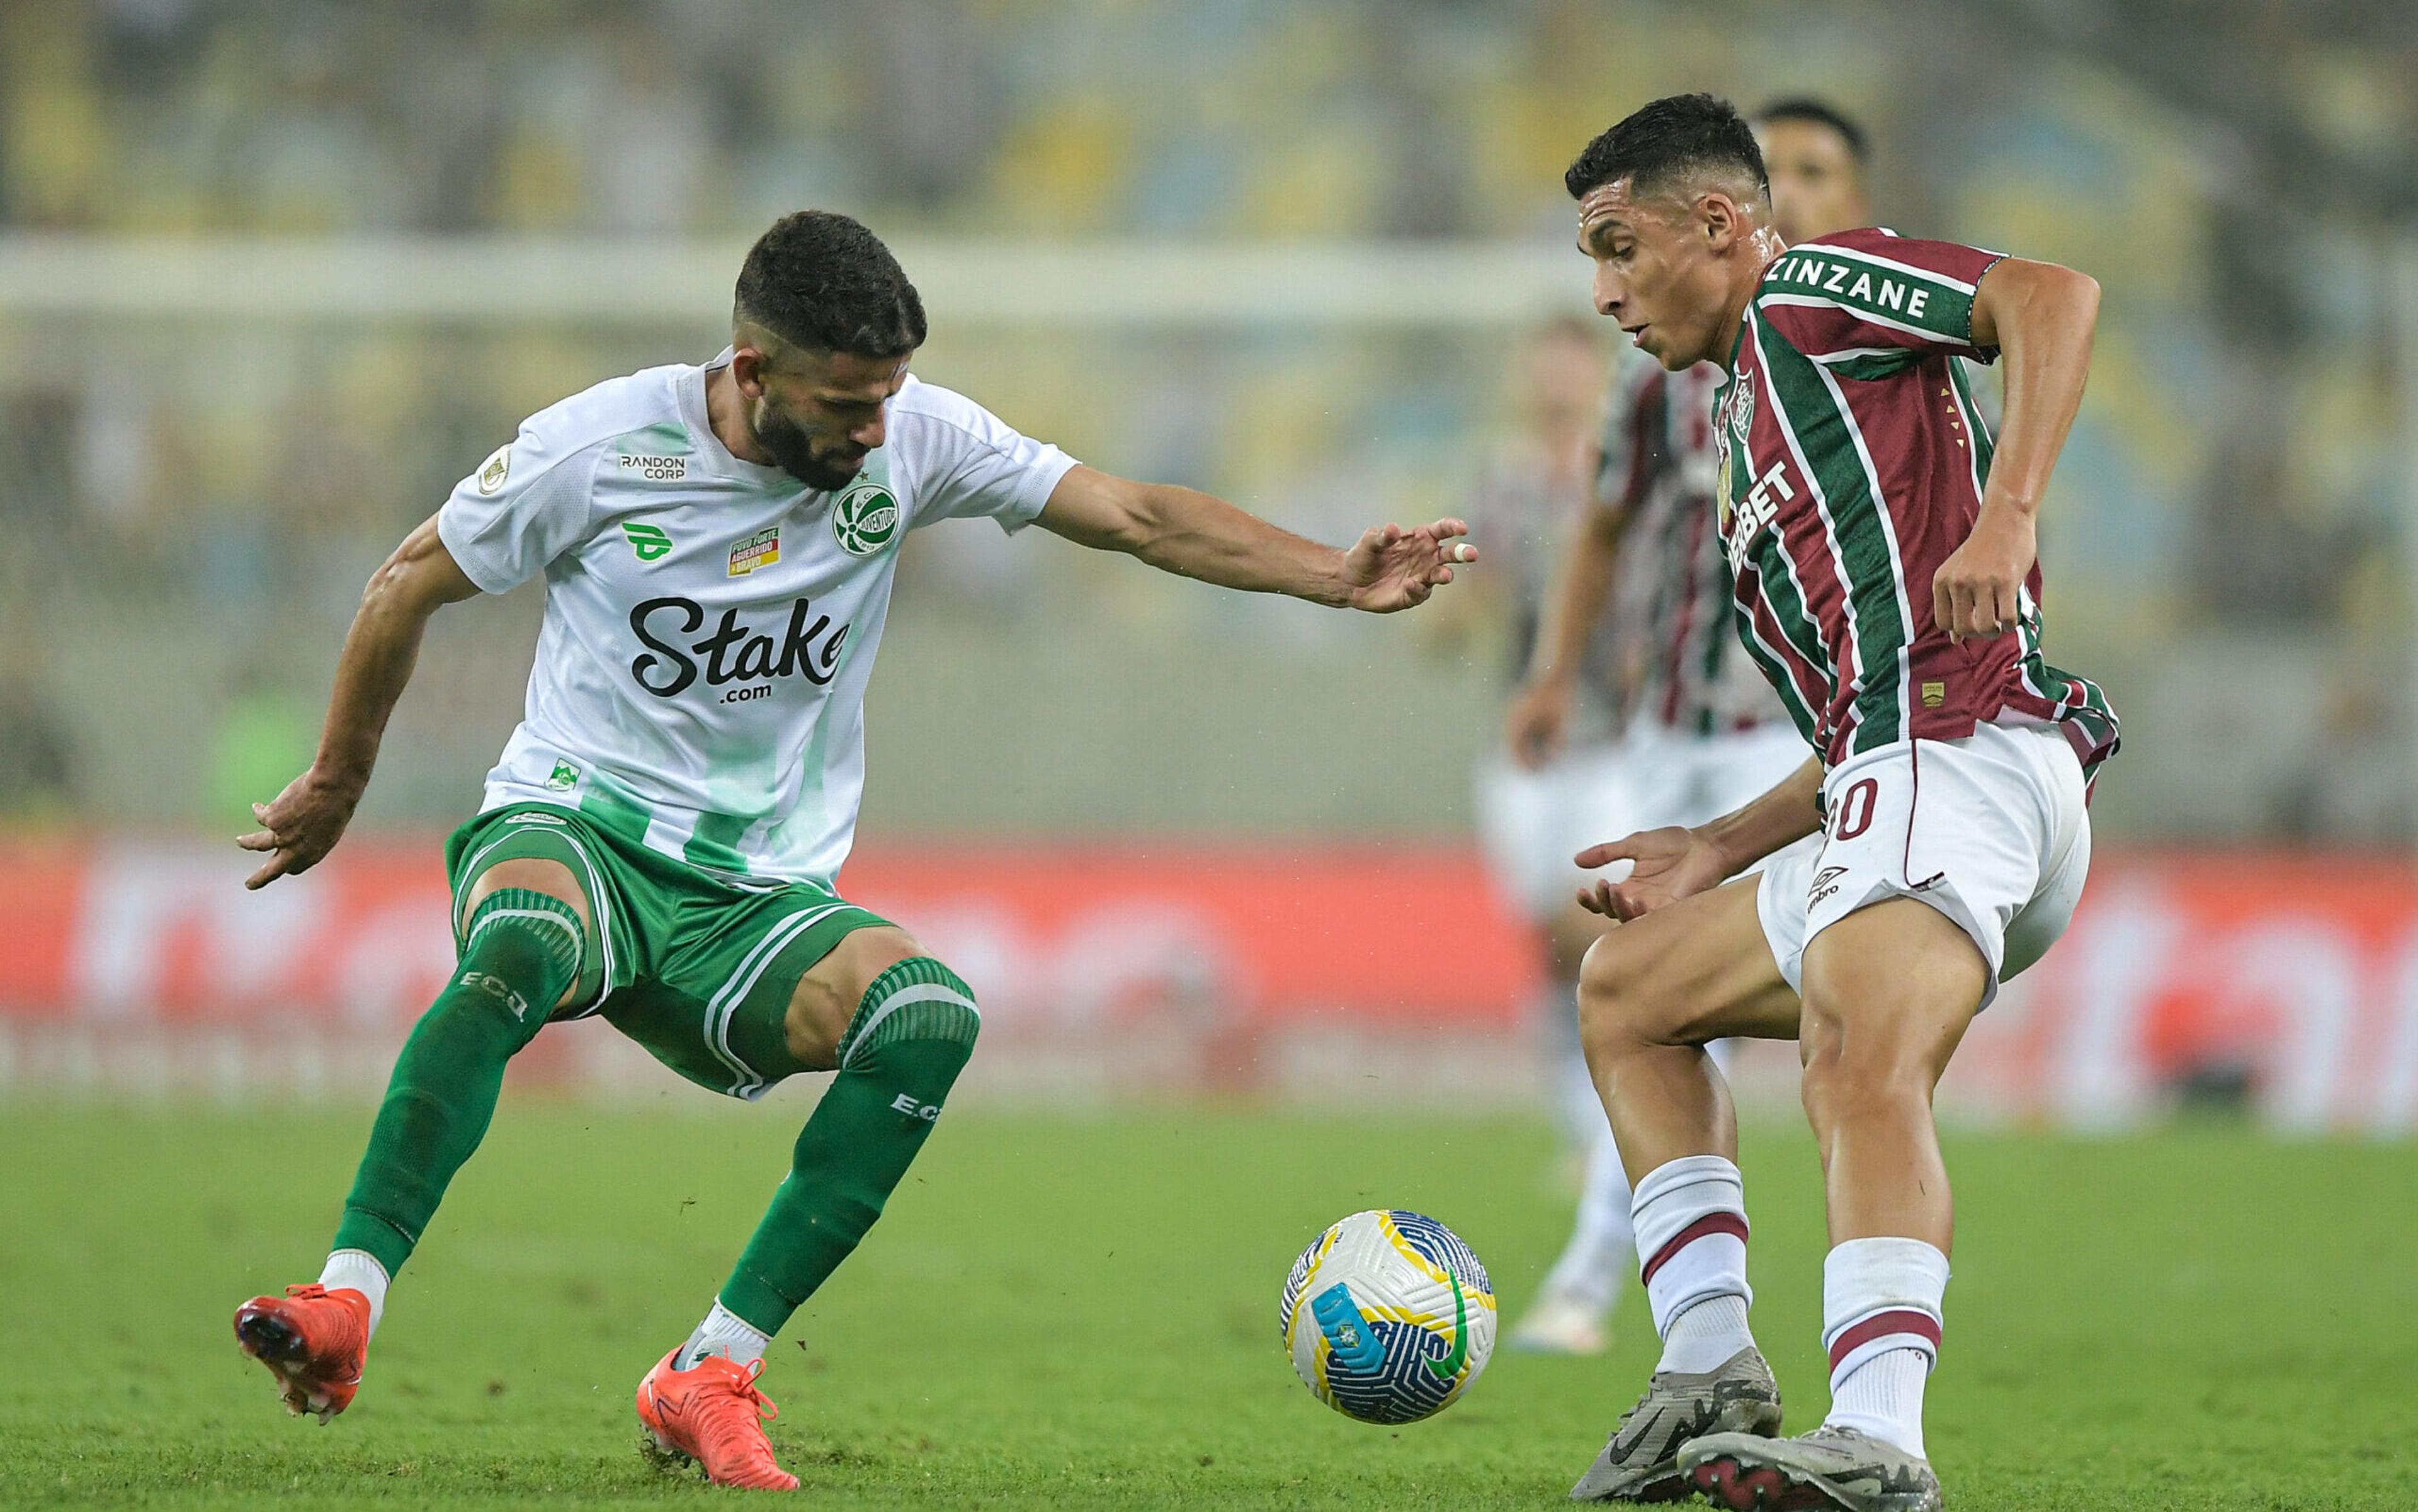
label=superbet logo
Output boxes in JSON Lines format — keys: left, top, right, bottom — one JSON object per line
{"left": 1725, "top": 460, "right": 1797, "bottom": 564}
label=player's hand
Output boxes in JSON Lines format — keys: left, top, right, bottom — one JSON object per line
{"left": 1504, "top": 675, "right": 1572, "bottom": 771}
{"left": 1339, "top": 518, "right": 1477, "bottom": 613}
{"left": 237, "top": 766, "right": 365, "bottom": 889}
{"left": 1572, "top": 826, "right": 1731, "bottom": 920}
{"left": 1932, "top": 503, "right": 2036, "bottom": 644}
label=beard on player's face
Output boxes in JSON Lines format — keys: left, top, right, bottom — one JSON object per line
{"left": 752, "top": 398, "right": 867, "bottom": 491}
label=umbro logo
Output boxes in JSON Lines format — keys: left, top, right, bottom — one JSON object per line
{"left": 1809, "top": 865, "right": 1849, "bottom": 909}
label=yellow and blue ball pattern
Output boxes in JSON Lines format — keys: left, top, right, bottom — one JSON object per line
{"left": 1279, "top": 1209, "right": 1496, "bottom": 1424}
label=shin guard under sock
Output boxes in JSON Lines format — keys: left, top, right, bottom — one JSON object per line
{"left": 328, "top": 888, "right": 582, "bottom": 1277}
{"left": 716, "top": 957, "right": 980, "bottom": 1337}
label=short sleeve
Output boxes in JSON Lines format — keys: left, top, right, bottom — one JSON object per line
{"left": 892, "top": 384, "right": 1081, "bottom": 535}
{"left": 434, "top": 424, "right": 605, "bottom": 593}
{"left": 1752, "top": 229, "right": 2005, "bottom": 374}
{"left": 1592, "top": 359, "right": 1671, "bottom": 521}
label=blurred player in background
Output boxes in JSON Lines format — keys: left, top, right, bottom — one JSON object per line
{"left": 1756, "top": 99, "right": 1873, "bottom": 248}
{"left": 227, "top": 211, "right": 1475, "bottom": 1489}
{"left": 1557, "top": 96, "right": 2114, "bottom": 1509}
{"left": 1463, "top": 318, "right": 1625, "bottom": 1241}
{"left": 1501, "top": 99, "right": 1874, "bottom": 1357}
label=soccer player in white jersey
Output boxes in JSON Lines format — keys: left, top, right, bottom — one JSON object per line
{"left": 227, "top": 211, "right": 1477, "bottom": 1489}
{"left": 1503, "top": 100, "right": 1877, "bottom": 1357}
{"left": 1553, "top": 96, "right": 2114, "bottom": 1510}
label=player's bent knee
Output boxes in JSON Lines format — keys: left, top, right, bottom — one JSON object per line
{"left": 450, "top": 885, "right": 586, "bottom": 1034}
{"left": 1575, "top": 924, "right": 1669, "bottom": 1056}
{"left": 460, "top": 860, "right": 593, "bottom": 1012}
{"left": 834, "top": 955, "right": 981, "bottom": 1079}
{"left": 1574, "top": 911, "right": 1721, "bottom": 1045}
{"left": 781, "top": 926, "right": 926, "bottom": 1067}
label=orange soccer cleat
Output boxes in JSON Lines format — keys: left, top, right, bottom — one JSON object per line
{"left": 635, "top": 1348, "right": 800, "bottom": 1491}
{"left": 232, "top": 1283, "right": 372, "bottom": 1423}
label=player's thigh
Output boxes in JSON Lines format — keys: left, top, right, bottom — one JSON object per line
{"left": 461, "top": 858, "right": 591, "bottom": 928}
{"left": 612, "top": 889, "right": 907, "bottom": 1099}
{"left": 1796, "top": 897, "right": 1986, "bottom": 1091}
{"left": 780, "top": 923, "right": 925, "bottom": 1069}
{"left": 1575, "top": 874, "right": 1801, "bottom": 1057}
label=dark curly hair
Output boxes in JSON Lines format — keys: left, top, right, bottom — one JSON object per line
{"left": 734, "top": 210, "right": 928, "bottom": 358}
{"left": 1565, "top": 93, "right": 1768, "bottom": 203}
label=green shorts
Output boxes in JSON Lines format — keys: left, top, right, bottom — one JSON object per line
{"left": 443, "top": 802, "right": 895, "bottom": 1100}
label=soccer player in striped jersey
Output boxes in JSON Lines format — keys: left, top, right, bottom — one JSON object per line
{"left": 1556, "top": 96, "right": 2117, "bottom": 1511}
{"left": 1504, "top": 99, "right": 1875, "bottom": 1360}
{"left": 226, "top": 211, "right": 1476, "bottom": 1489}
{"left": 1465, "top": 321, "right": 1633, "bottom": 1212}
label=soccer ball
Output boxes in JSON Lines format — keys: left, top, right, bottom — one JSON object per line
{"left": 1278, "top": 1209, "right": 1496, "bottom": 1424}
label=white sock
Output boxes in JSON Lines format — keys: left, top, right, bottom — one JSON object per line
{"left": 1660, "top": 1292, "right": 1753, "bottom": 1371}
{"left": 318, "top": 1249, "right": 390, "bottom": 1338}
{"left": 1630, "top": 1154, "right": 1756, "bottom": 1373}
{"left": 674, "top": 1299, "right": 771, "bottom": 1370}
{"left": 1538, "top": 1126, "right": 1635, "bottom": 1312}
{"left": 1820, "top": 1237, "right": 1950, "bottom": 1460}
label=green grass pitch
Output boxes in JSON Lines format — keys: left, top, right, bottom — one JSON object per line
{"left": 3, "top": 1098, "right": 2413, "bottom": 1509}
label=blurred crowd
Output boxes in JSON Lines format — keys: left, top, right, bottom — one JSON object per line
{"left": 0, "top": 0, "right": 2410, "bottom": 840}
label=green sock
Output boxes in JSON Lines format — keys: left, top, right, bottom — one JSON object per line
{"left": 328, "top": 889, "right": 583, "bottom": 1276}
{"left": 717, "top": 957, "right": 980, "bottom": 1336}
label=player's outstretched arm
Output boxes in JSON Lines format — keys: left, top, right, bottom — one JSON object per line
{"left": 237, "top": 514, "right": 480, "bottom": 889}
{"left": 1933, "top": 256, "right": 2100, "bottom": 643}
{"left": 1032, "top": 465, "right": 1475, "bottom": 613}
{"left": 1573, "top": 755, "right": 1825, "bottom": 920}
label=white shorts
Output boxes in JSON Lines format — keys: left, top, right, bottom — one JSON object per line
{"left": 1757, "top": 720, "right": 2092, "bottom": 1011}
{"left": 1475, "top": 744, "right": 1638, "bottom": 921}
{"left": 1625, "top": 721, "right": 1812, "bottom": 838}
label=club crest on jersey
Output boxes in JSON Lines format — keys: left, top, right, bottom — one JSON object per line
{"left": 1728, "top": 371, "right": 1755, "bottom": 444}
{"left": 728, "top": 526, "right": 780, "bottom": 576}
{"left": 831, "top": 479, "right": 900, "bottom": 557}
{"left": 477, "top": 443, "right": 511, "bottom": 495}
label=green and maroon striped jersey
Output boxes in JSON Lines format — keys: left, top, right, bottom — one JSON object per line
{"left": 1711, "top": 228, "right": 2119, "bottom": 783}
{"left": 1596, "top": 357, "right": 1788, "bottom": 738}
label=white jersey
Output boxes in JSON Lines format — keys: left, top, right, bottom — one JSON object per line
{"left": 438, "top": 351, "right": 1079, "bottom": 886}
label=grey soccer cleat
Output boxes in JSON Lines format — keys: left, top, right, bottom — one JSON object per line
{"left": 1568, "top": 1347, "right": 1784, "bottom": 1502}
{"left": 1677, "top": 1424, "right": 1943, "bottom": 1512}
